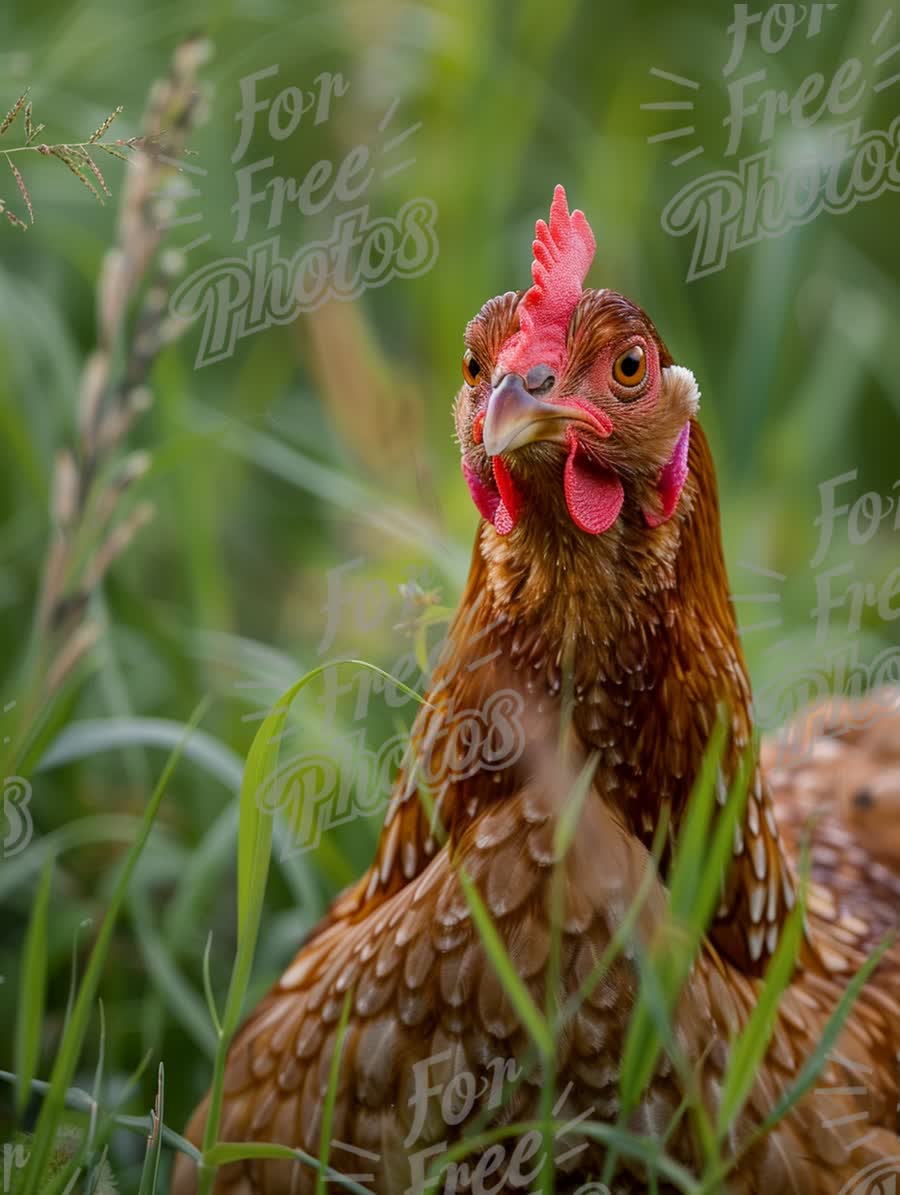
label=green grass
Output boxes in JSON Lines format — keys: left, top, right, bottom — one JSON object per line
{"left": 5, "top": 701, "right": 211, "bottom": 1194}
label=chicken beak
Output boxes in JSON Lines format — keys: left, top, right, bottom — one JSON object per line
{"left": 482, "top": 374, "right": 574, "bottom": 457}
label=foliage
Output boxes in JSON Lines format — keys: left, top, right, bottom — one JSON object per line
{"left": 0, "top": 0, "right": 898, "bottom": 1190}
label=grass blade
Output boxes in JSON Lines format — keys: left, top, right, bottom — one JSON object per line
{"left": 14, "top": 852, "right": 54, "bottom": 1119}
{"left": 457, "top": 868, "right": 552, "bottom": 1059}
{"left": 763, "top": 939, "right": 891, "bottom": 1130}
{"left": 702, "top": 937, "right": 892, "bottom": 1191}
{"left": 619, "top": 724, "right": 746, "bottom": 1114}
{"left": 202, "top": 931, "right": 223, "bottom": 1037}
{"left": 129, "top": 887, "right": 218, "bottom": 1057}
{"left": 137, "top": 1063, "right": 165, "bottom": 1195}
{"left": 204, "top": 1144, "right": 374, "bottom": 1195}
{"left": 426, "top": 1118, "right": 701, "bottom": 1194}
{"left": 715, "top": 875, "right": 807, "bottom": 1138}
{"left": 87, "top": 999, "right": 105, "bottom": 1148}
{"left": 316, "top": 989, "right": 353, "bottom": 1195}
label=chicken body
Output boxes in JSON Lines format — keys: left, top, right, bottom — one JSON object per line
{"left": 175, "top": 755, "right": 900, "bottom": 1195}
{"left": 174, "top": 190, "right": 900, "bottom": 1194}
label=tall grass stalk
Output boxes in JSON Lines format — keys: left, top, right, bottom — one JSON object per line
{"left": 2, "top": 38, "right": 209, "bottom": 780}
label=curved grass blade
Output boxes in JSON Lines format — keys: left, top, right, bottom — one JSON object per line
{"left": 204, "top": 1143, "right": 374, "bottom": 1195}
{"left": 202, "top": 931, "right": 223, "bottom": 1037}
{"left": 425, "top": 1117, "right": 701, "bottom": 1194}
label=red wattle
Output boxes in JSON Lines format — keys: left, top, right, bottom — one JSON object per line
{"left": 643, "top": 420, "right": 691, "bottom": 528}
{"left": 563, "top": 428, "right": 624, "bottom": 536}
{"left": 491, "top": 456, "right": 522, "bottom": 536}
{"left": 462, "top": 459, "right": 500, "bottom": 524}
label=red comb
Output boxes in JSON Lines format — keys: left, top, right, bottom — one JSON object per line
{"left": 498, "top": 185, "right": 596, "bottom": 375}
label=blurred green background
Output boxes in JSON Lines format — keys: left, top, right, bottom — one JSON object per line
{"left": 1, "top": 0, "right": 898, "bottom": 1188}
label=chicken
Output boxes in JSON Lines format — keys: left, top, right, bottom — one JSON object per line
{"left": 763, "top": 690, "right": 900, "bottom": 944}
{"left": 173, "top": 187, "right": 900, "bottom": 1194}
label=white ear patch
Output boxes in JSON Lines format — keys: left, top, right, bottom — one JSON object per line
{"left": 661, "top": 364, "right": 701, "bottom": 420}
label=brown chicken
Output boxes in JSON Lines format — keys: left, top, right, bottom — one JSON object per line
{"left": 174, "top": 188, "right": 900, "bottom": 1194}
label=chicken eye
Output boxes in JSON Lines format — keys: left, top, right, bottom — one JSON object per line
{"left": 612, "top": 345, "right": 647, "bottom": 392}
{"left": 462, "top": 350, "right": 482, "bottom": 387}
